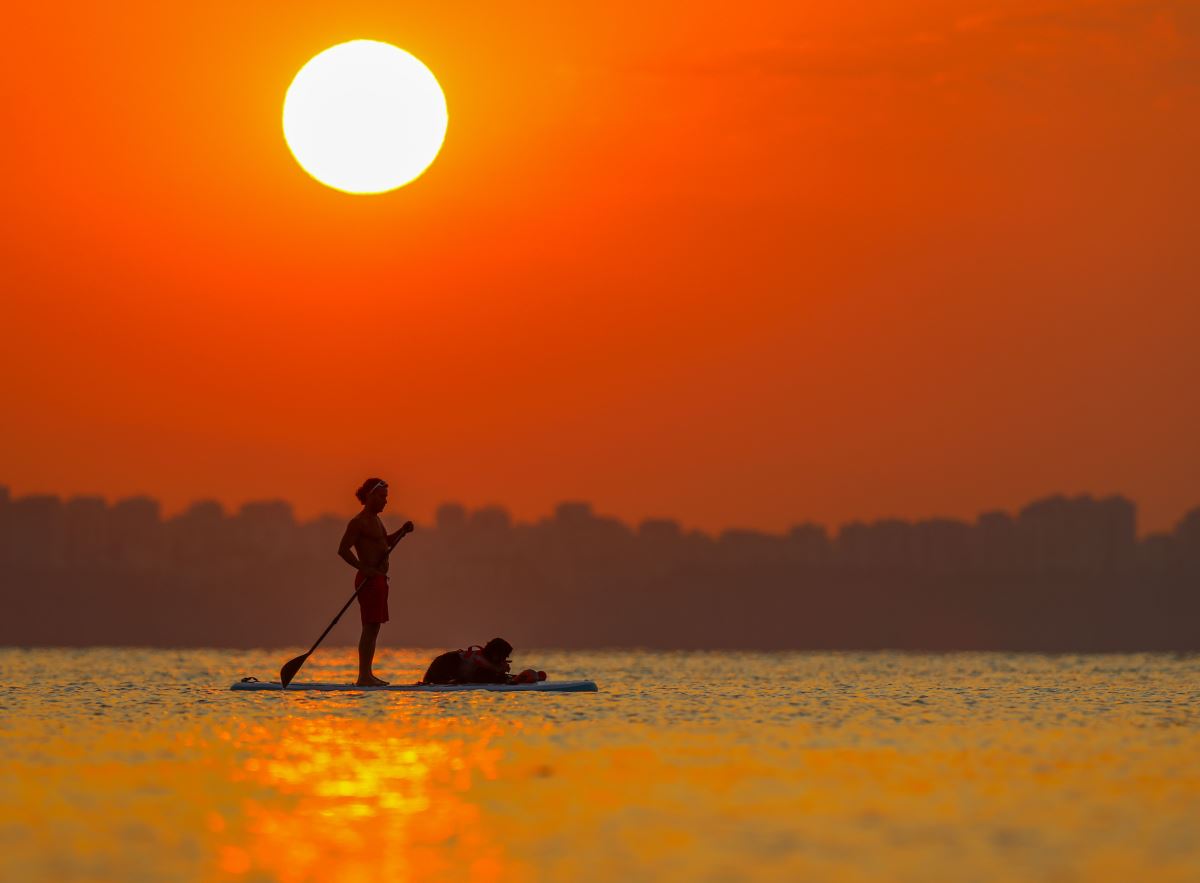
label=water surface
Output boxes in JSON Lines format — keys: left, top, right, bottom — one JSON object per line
{"left": 2, "top": 649, "right": 1197, "bottom": 881}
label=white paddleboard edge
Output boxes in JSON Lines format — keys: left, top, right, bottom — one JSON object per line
{"left": 230, "top": 679, "right": 598, "bottom": 693}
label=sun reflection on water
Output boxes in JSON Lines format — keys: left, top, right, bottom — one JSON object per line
{"left": 203, "top": 714, "right": 528, "bottom": 882}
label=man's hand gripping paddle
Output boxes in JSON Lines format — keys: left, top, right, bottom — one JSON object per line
{"left": 279, "top": 522, "right": 414, "bottom": 688}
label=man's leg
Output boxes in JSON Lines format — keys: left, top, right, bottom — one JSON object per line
{"left": 357, "top": 622, "right": 382, "bottom": 685}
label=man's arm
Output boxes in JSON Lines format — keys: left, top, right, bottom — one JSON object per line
{"left": 337, "top": 519, "right": 380, "bottom": 574}
{"left": 386, "top": 520, "right": 415, "bottom": 545}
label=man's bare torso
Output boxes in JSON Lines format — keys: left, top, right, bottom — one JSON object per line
{"left": 351, "top": 512, "right": 391, "bottom": 573}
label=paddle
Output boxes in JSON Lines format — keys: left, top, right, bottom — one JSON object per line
{"left": 279, "top": 522, "right": 414, "bottom": 688}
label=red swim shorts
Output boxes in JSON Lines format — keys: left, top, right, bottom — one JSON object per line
{"left": 354, "top": 573, "right": 390, "bottom": 625}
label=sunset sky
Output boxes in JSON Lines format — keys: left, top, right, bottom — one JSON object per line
{"left": 2, "top": 0, "right": 1197, "bottom": 534}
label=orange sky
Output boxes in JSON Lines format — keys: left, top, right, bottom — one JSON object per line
{"left": 2, "top": 0, "right": 1197, "bottom": 534}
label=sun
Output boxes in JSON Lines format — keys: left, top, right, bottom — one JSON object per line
{"left": 283, "top": 40, "right": 448, "bottom": 194}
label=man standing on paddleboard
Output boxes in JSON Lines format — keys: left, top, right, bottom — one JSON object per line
{"left": 337, "top": 478, "right": 413, "bottom": 686}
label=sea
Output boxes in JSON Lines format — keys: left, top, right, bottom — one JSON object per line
{"left": 1, "top": 648, "right": 1197, "bottom": 882}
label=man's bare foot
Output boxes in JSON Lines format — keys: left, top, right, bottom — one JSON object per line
{"left": 355, "top": 675, "right": 389, "bottom": 687}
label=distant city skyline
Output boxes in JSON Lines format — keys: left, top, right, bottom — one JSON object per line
{"left": 2, "top": 483, "right": 1196, "bottom": 651}
{"left": 2, "top": 477, "right": 1198, "bottom": 539}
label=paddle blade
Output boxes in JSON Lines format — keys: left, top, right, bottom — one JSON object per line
{"left": 279, "top": 652, "right": 310, "bottom": 689}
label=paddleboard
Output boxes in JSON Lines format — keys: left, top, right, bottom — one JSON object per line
{"left": 230, "top": 679, "right": 598, "bottom": 693}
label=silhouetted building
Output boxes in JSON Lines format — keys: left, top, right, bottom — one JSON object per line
{"left": 1175, "top": 508, "right": 1200, "bottom": 570}
{"left": 719, "top": 529, "right": 787, "bottom": 566}
{"left": 554, "top": 501, "right": 594, "bottom": 529}
{"left": 836, "top": 519, "right": 914, "bottom": 571}
{"left": 912, "top": 519, "right": 971, "bottom": 573}
{"left": 7, "top": 495, "right": 66, "bottom": 567}
{"left": 110, "top": 497, "right": 163, "bottom": 569}
{"left": 638, "top": 518, "right": 682, "bottom": 544}
{"left": 235, "top": 500, "right": 296, "bottom": 558}
{"left": 1018, "top": 494, "right": 1135, "bottom": 573}
{"left": 64, "top": 496, "right": 110, "bottom": 566}
{"left": 470, "top": 506, "right": 512, "bottom": 533}
{"left": 974, "top": 511, "right": 1018, "bottom": 572}
{"left": 435, "top": 502, "right": 467, "bottom": 532}
{"left": 168, "top": 500, "right": 229, "bottom": 568}
{"left": 787, "top": 524, "right": 830, "bottom": 567}
{"left": 1138, "top": 532, "right": 1174, "bottom": 572}
{"left": 0, "top": 485, "right": 8, "bottom": 564}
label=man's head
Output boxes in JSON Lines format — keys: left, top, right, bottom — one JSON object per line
{"left": 355, "top": 478, "right": 388, "bottom": 513}
{"left": 482, "top": 637, "right": 513, "bottom": 668}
